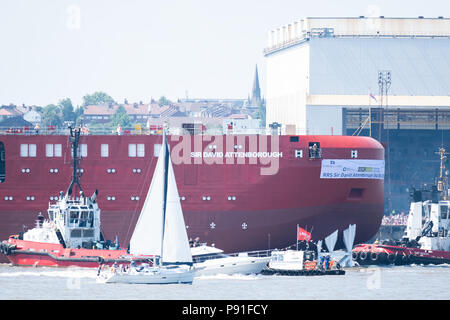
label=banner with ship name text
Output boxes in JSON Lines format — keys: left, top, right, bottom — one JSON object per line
{"left": 320, "top": 159, "right": 385, "bottom": 179}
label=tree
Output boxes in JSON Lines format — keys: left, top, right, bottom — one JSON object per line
{"left": 82, "top": 91, "right": 115, "bottom": 107}
{"left": 109, "top": 105, "right": 131, "bottom": 128}
{"left": 41, "top": 104, "right": 63, "bottom": 127}
{"left": 158, "top": 96, "right": 172, "bottom": 106}
{"left": 58, "top": 98, "right": 76, "bottom": 123}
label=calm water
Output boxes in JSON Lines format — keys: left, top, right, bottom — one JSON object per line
{"left": 0, "top": 263, "right": 449, "bottom": 300}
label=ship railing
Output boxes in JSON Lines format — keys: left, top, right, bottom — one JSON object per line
{"left": 226, "top": 249, "right": 273, "bottom": 258}
{"left": 194, "top": 249, "right": 273, "bottom": 263}
{"left": 0, "top": 126, "right": 283, "bottom": 136}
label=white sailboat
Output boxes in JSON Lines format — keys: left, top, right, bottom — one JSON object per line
{"left": 98, "top": 131, "right": 194, "bottom": 284}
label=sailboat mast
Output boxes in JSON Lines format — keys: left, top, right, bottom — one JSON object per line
{"left": 159, "top": 130, "right": 170, "bottom": 266}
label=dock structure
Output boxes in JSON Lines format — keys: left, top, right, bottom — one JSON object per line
{"left": 264, "top": 16, "right": 450, "bottom": 212}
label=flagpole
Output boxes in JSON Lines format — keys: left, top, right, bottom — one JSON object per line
{"left": 296, "top": 224, "right": 299, "bottom": 251}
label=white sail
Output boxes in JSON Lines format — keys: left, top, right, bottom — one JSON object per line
{"left": 324, "top": 229, "right": 338, "bottom": 253}
{"left": 129, "top": 137, "right": 167, "bottom": 256}
{"left": 129, "top": 133, "right": 192, "bottom": 266}
{"left": 161, "top": 156, "right": 192, "bottom": 265}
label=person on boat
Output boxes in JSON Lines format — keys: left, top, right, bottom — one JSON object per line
{"left": 324, "top": 254, "right": 330, "bottom": 271}
{"left": 110, "top": 262, "right": 118, "bottom": 274}
{"left": 298, "top": 240, "right": 307, "bottom": 250}
{"left": 97, "top": 263, "right": 102, "bottom": 276}
{"left": 34, "top": 124, "right": 40, "bottom": 134}
{"left": 37, "top": 212, "right": 44, "bottom": 227}
{"left": 193, "top": 237, "right": 200, "bottom": 247}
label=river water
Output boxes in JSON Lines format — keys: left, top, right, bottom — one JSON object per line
{"left": 0, "top": 263, "right": 448, "bottom": 300}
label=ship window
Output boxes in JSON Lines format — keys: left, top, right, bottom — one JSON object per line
{"left": 71, "top": 144, "right": 87, "bottom": 158}
{"left": 441, "top": 206, "right": 448, "bottom": 219}
{"left": 290, "top": 136, "right": 299, "bottom": 142}
{"left": 137, "top": 144, "right": 145, "bottom": 157}
{"left": 71, "top": 229, "right": 82, "bottom": 238}
{"left": 54, "top": 144, "right": 62, "bottom": 157}
{"left": 46, "top": 144, "right": 54, "bottom": 157}
{"left": 29, "top": 144, "right": 36, "bottom": 157}
{"left": 45, "top": 144, "right": 62, "bottom": 157}
{"left": 83, "top": 229, "right": 94, "bottom": 238}
{"left": 20, "top": 144, "right": 28, "bottom": 157}
{"left": 128, "top": 144, "right": 137, "bottom": 157}
{"left": 101, "top": 144, "right": 109, "bottom": 157}
{"left": 20, "top": 144, "right": 36, "bottom": 157}
{"left": 69, "top": 211, "right": 79, "bottom": 226}
{"left": 80, "top": 144, "right": 87, "bottom": 157}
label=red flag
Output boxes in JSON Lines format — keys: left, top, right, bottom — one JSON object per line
{"left": 297, "top": 227, "right": 311, "bottom": 241}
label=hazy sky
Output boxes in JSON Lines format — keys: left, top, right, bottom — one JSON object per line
{"left": 1, "top": 0, "right": 449, "bottom": 107}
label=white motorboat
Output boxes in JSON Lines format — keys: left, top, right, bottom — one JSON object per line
{"left": 98, "top": 130, "right": 194, "bottom": 284}
{"left": 191, "top": 244, "right": 270, "bottom": 276}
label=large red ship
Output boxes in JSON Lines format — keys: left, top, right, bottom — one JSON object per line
{"left": 0, "top": 128, "right": 384, "bottom": 264}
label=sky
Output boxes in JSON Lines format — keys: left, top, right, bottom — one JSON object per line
{"left": 0, "top": 0, "right": 449, "bottom": 107}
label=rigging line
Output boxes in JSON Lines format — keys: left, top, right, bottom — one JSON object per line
{"left": 352, "top": 116, "right": 370, "bottom": 136}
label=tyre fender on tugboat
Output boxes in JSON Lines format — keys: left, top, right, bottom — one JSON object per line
{"left": 387, "top": 252, "right": 396, "bottom": 263}
{"left": 352, "top": 251, "right": 359, "bottom": 261}
{"left": 359, "top": 251, "right": 368, "bottom": 261}
{"left": 402, "top": 253, "right": 411, "bottom": 264}
{"left": 370, "top": 252, "right": 379, "bottom": 262}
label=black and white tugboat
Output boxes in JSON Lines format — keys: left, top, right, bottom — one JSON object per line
{"left": 0, "top": 125, "right": 147, "bottom": 267}
{"left": 353, "top": 147, "right": 450, "bottom": 265}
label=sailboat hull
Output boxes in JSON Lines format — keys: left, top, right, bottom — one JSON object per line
{"left": 99, "top": 266, "right": 195, "bottom": 284}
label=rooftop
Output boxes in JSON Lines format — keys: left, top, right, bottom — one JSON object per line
{"left": 265, "top": 16, "right": 450, "bottom": 55}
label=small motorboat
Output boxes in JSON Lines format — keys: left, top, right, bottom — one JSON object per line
{"left": 261, "top": 249, "right": 344, "bottom": 276}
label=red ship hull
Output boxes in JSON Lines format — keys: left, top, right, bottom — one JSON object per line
{"left": 352, "top": 243, "right": 450, "bottom": 265}
{"left": 0, "top": 134, "right": 385, "bottom": 264}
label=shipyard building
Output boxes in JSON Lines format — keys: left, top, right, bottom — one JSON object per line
{"left": 264, "top": 17, "right": 450, "bottom": 213}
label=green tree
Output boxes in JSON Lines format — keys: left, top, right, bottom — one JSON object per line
{"left": 58, "top": 98, "right": 76, "bottom": 122}
{"left": 109, "top": 105, "right": 131, "bottom": 128}
{"left": 42, "top": 104, "right": 63, "bottom": 127}
{"left": 82, "top": 91, "right": 115, "bottom": 107}
{"left": 158, "top": 96, "right": 172, "bottom": 106}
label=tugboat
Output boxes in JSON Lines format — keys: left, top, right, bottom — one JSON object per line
{"left": 353, "top": 147, "right": 450, "bottom": 266}
{"left": 0, "top": 125, "right": 149, "bottom": 267}
{"left": 261, "top": 226, "right": 345, "bottom": 276}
